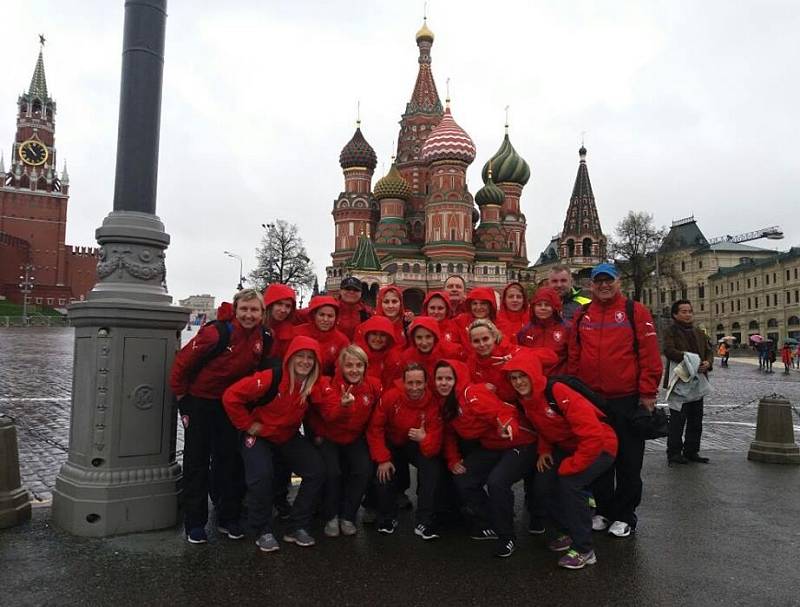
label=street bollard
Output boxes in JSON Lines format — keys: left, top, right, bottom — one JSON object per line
{"left": 0, "top": 416, "right": 32, "bottom": 528}
{"left": 747, "top": 395, "right": 800, "bottom": 464}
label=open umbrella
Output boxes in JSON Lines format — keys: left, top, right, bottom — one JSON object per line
{"left": 784, "top": 337, "right": 799, "bottom": 346}
{"left": 749, "top": 335, "right": 764, "bottom": 343}
{"left": 720, "top": 335, "right": 737, "bottom": 342}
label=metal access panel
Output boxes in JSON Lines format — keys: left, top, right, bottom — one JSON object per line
{"left": 119, "top": 336, "right": 167, "bottom": 457}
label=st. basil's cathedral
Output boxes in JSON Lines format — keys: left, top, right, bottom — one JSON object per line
{"left": 325, "top": 19, "right": 607, "bottom": 311}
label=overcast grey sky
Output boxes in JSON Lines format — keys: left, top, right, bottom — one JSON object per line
{"left": 3, "top": 1, "right": 798, "bottom": 303}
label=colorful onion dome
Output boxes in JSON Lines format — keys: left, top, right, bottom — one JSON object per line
{"left": 339, "top": 124, "right": 377, "bottom": 171}
{"left": 416, "top": 18, "right": 434, "bottom": 43}
{"left": 374, "top": 163, "right": 411, "bottom": 200}
{"left": 474, "top": 171, "right": 506, "bottom": 206}
{"left": 480, "top": 132, "right": 530, "bottom": 186}
{"left": 420, "top": 106, "right": 476, "bottom": 165}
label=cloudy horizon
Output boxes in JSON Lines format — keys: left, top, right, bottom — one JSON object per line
{"left": 2, "top": 0, "right": 798, "bottom": 304}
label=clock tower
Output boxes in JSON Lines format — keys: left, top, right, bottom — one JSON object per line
{"left": 0, "top": 41, "right": 96, "bottom": 306}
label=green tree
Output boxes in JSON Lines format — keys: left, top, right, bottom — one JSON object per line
{"left": 609, "top": 211, "right": 665, "bottom": 301}
{"left": 249, "top": 220, "right": 316, "bottom": 295}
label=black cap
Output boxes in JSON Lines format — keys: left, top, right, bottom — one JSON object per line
{"left": 340, "top": 276, "right": 363, "bottom": 291}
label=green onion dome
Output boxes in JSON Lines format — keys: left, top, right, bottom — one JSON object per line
{"left": 474, "top": 172, "right": 505, "bottom": 206}
{"left": 339, "top": 125, "right": 377, "bottom": 171}
{"left": 480, "top": 133, "right": 530, "bottom": 186}
{"left": 374, "top": 163, "right": 411, "bottom": 200}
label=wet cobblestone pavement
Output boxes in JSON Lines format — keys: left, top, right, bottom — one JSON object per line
{"left": 2, "top": 327, "right": 799, "bottom": 502}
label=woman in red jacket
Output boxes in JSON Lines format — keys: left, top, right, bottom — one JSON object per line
{"left": 504, "top": 349, "right": 617, "bottom": 570}
{"left": 436, "top": 360, "right": 537, "bottom": 558}
{"left": 422, "top": 290, "right": 461, "bottom": 346}
{"left": 516, "top": 287, "right": 569, "bottom": 375}
{"left": 170, "top": 288, "right": 268, "bottom": 545}
{"left": 307, "top": 345, "right": 380, "bottom": 537}
{"left": 366, "top": 363, "right": 443, "bottom": 539}
{"left": 294, "top": 295, "right": 350, "bottom": 376}
{"left": 263, "top": 283, "right": 297, "bottom": 359}
{"left": 496, "top": 282, "right": 528, "bottom": 344}
{"left": 386, "top": 317, "right": 463, "bottom": 382}
{"left": 354, "top": 315, "right": 400, "bottom": 384}
{"left": 466, "top": 318, "right": 519, "bottom": 402}
{"left": 222, "top": 336, "right": 332, "bottom": 552}
{"left": 375, "top": 285, "right": 408, "bottom": 347}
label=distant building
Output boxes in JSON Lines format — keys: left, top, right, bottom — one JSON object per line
{"left": 179, "top": 294, "right": 216, "bottom": 322}
{"left": 0, "top": 43, "right": 96, "bottom": 308}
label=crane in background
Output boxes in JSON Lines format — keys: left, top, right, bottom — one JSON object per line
{"left": 707, "top": 226, "right": 784, "bottom": 245}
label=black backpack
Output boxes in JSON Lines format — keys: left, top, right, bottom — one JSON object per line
{"left": 544, "top": 375, "right": 608, "bottom": 415}
{"left": 245, "top": 359, "right": 283, "bottom": 412}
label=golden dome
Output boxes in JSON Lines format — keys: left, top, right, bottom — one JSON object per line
{"left": 416, "top": 19, "right": 434, "bottom": 43}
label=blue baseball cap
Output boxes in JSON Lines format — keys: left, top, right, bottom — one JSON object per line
{"left": 590, "top": 263, "right": 620, "bottom": 280}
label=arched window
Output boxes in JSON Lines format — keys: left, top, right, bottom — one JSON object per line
{"left": 788, "top": 316, "right": 800, "bottom": 326}
{"left": 582, "top": 238, "right": 592, "bottom": 257}
{"left": 566, "top": 239, "right": 575, "bottom": 258}
{"left": 732, "top": 322, "right": 741, "bottom": 330}
{"left": 767, "top": 318, "right": 778, "bottom": 328}
{"left": 716, "top": 324, "right": 725, "bottom": 331}
{"left": 435, "top": 263, "right": 442, "bottom": 273}
{"left": 483, "top": 266, "right": 488, "bottom": 275}
{"left": 748, "top": 320, "right": 759, "bottom": 330}
{"left": 447, "top": 263, "right": 454, "bottom": 273}
{"left": 413, "top": 263, "right": 420, "bottom": 273}
{"left": 402, "top": 263, "right": 410, "bottom": 272}
{"left": 457, "top": 263, "right": 463, "bottom": 273}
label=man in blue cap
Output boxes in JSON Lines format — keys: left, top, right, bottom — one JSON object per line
{"left": 568, "top": 262, "right": 663, "bottom": 539}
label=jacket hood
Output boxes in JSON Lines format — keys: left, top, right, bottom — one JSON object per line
{"left": 408, "top": 316, "right": 442, "bottom": 343}
{"left": 422, "top": 290, "right": 452, "bottom": 317}
{"left": 354, "top": 315, "right": 398, "bottom": 350}
{"left": 500, "top": 282, "right": 528, "bottom": 315}
{"left": 465, "top": 287, "right": 498, "bottom": 318}
{"left": 375, "top": 285, "right": 405, "bottom": 320}
{"left": 307, "top": 295, "right": 340, "bottom": 315}
{"left": 216, "top": 301, "right": 234, "bottom": 321}
{"left": 529, "top": 287, "right": 563, "bottom": 321}
{"left": 501, "top": 348, "right": 559, "bottom": 393}
{"left": 283, "top": 336, "right": 323, "bottom": 376}
{"left": 435, "top": 359, "right": 472, "bottom": 402}
{"left": 263, "top": 283, "right": 297, "bottom": 308}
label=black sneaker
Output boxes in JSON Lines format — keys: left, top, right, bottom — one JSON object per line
{"left": 494, "top": 537, "right": 516, "bottom": 558}
{"left": 527, "top": 517, "right": 545, "bottom": 535}
{"left": 414, "top": 523, "right": 440, "bottom": 540}
{"left": 470, "top": 527, "right": 498, "bottom": 541}
{"left": 217, "top": 520, "right": 245, "bottom": 540}
{"left": 667, "top": 454, "right": 689, "bottom": 466}
{"left": 685, "top": 453, "right": 710, "bottom": 463}
{"left": 377, "top": 519, "right": 398, "bottom": 535}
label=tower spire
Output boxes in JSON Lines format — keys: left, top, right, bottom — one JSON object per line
{"left": 29, "top": 37, "right": 49, "bottom": 100}
{"left": 356, "top": 100, "right": 361, "bottom": 127}
{"left": 505, "top": 105, "right": 510, "bottom": 134}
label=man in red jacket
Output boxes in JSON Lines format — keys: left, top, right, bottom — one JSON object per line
{"left": 367, "top": 363, "right": 443, "bottom": 539}
{"left": 336, "top": 276, "right": 373, "bottom": 340}
{"left": 568, "top": 263, "right": 661, "bottom": 539}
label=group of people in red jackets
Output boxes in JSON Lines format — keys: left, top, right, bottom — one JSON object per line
{"left": 170, "top": 263, "right": 662, "bottom": 570}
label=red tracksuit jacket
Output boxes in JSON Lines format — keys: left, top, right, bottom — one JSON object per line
{"left": 307, "top": 373, "right": 382, "bottom": 445}
{"left": 386, "top": 317, "right": 464, "bottom": 382}
{"left": 467, "top": 338, "right": 520, "bottom": 402}
{"left": 567, "top": 293, "right": 662, "bottom": 400}
{"left": 517, "top": 317, "right": 569, "bottom": 376}
{"left": 263, "top": 283, "right": 298, "bottom": 359}
{"left": 496, "top": 282, "right": 528, "bottom": 344}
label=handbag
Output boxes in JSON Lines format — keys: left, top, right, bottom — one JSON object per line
{"left": 628, "top": 406, "right": 669, "bottom": 440}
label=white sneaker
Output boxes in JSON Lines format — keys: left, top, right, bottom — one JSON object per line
{"left": 608, "top": 520, "right": 632, "bottom": 537}
{"left": 592, "top": 515, "right": 610, "bottom": 531}
{"left": 324, "top": 517, "right": 340, "bottom": 537}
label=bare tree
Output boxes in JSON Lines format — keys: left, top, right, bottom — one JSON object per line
{"left": 249, "top": 220, "right": 316, "bottom": 295}
{"left": 609, "top": 211, "right": 665, "bottom": 301}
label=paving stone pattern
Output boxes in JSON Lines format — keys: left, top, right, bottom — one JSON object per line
{"left": 2, "top": 327, "right": 799, "bottom": 502}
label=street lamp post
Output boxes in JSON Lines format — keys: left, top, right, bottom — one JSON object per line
{"left": 17, "top": 263, "right": 35, "bottom": 326}
{"left": 224, "top": 251, "right": 244, "bottom": 290}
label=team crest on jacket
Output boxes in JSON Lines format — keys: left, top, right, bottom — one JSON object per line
{"left": 614, "top": 311, "right": 626, "bottom": 324}
{"left": 181, "top": 414, "right": 190, "bottom": 428}
{"left": 545, "top": 406, "right": 557, "bottom": 418}
{"left": 552, "top": 330, "right": 563, "bottom": 343}
{"left": 254, "top": 340, "right": 263, "bottom": 354}
{"left": 362, "top": 394, "right": 371, "bottom": 406}
{"left": 244, "top": 435, "right": 256, "bottom": 448}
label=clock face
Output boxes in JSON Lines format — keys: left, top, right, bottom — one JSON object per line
{"left": 19, "top": 140, "right": 48, "bottom": 166}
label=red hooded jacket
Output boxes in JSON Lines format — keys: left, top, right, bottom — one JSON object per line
{"left": 367, "top": 380, "right": 442, "bottom": 463}
{"left": 354, "top": 316, "right": 402, "bottom": 384}
{"left": 496, "top": 282, "right": 528, "bottom": 343}
{"left": 387, "top": 317, "right": 464, "bottom": 382}
{"left": 263, "top": 283, "right": 297, "bottom": 359}
{"left": 517, "top": 287, "right": 569, "bottom": 375}
{"left": 453, "top": 287, "right": 499, "bottom": 345}
{"left": 503, "top": 350, "right": 617, "bottom": 476}
{"left": 294, "top": 296, "right": 350, "bottom": 376}
{"left": 222, "top": 336, "right": 337, "bottom": 444}
{"left": 422, "top": 290, "right": 461, "bottom": 346}
{"left": 567, "top": 292, "right": 662, "bottom": 399}
{"left": 375, "top": 285, "right": 407, "bottom": 347}
{"left": 335, "top": 298, "right": 373, "bottom": 341}
{"left": 439, "top": 360, "right": 536, "bottom": 470}
{"left": 170, "top": 318, "right": 267, "bottom": 400}
{"left": 307, "top": 370, "right": 382, "bottom": 445}
{"left": 467, "top": 337, "right": 520, "bottom": 402}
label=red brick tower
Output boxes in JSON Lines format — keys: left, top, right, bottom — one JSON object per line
{"left": 395, "top": 18, "right": 445, "bottom": 246}
{"left": 420, "top": 99, "right": 476, "bottom": 264}
{"left": 559, "top": 145, "right": 606, "bottom": 268}
{"left": 332, "top": 120, "right": 378, "bottom": 264}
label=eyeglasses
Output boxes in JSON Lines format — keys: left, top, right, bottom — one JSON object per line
{"left": 592, "top": 277, "right": 616, "bottom": 285}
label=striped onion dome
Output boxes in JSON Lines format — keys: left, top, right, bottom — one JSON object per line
{"left": 474, "top": 171, "right": 505, "bottom": 206}
{"left": 339, "top": 125, "right": 378, "bottom": 171}
{"left": 374, "top": 163, "right": 411, "bottom": 200}
{"left": 420, "top": 106, "right": 476, "bottom": 165}
{"left": 480, "top": 132, "right": 530, "bottom": 186}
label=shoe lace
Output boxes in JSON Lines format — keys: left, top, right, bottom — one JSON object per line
{"left": 564, "top": 549, "right": 580, "bottom": 558}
